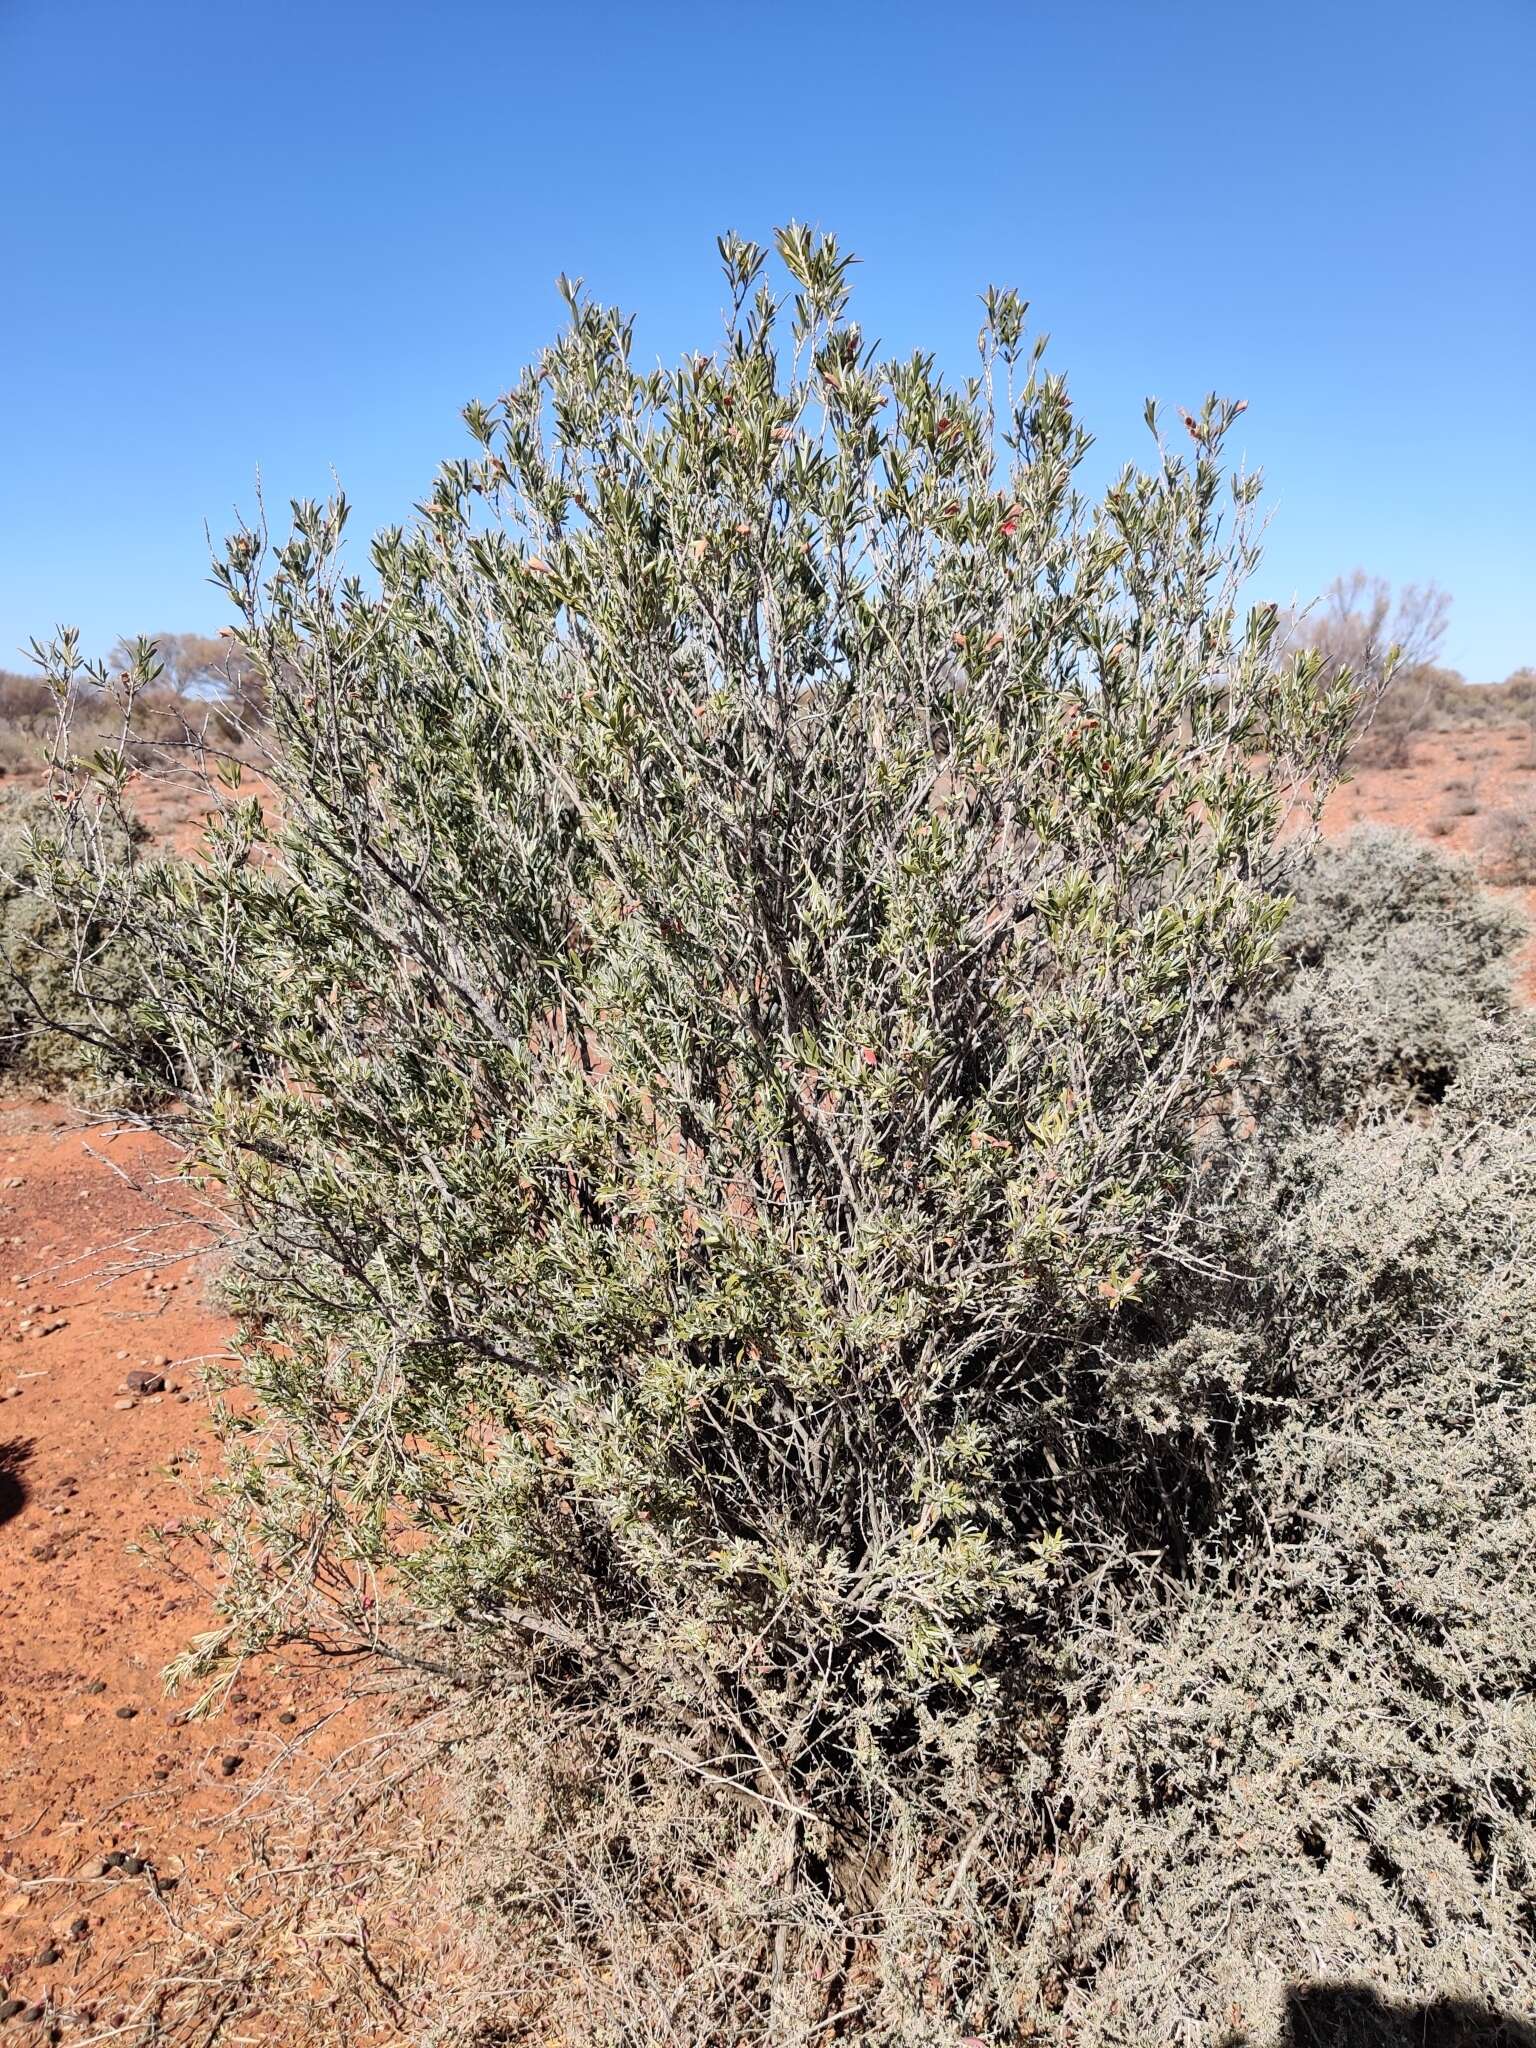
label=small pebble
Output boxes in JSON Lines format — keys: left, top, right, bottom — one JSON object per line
{"left": 218, "top": 1753, "right": 243, "bottom": 1777}
{"left": 34, "top": 1946, "right": 60, "bottom": 1967}
{"left": 113, "top": 1705, "right": 137, "bottom": 1721}
{"left": 277, "top": 1710, "right": 297, "bottom": 1726}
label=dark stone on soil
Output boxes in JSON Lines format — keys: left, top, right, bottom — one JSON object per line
{"left": 218, "top": 1753, "right": 243, "bottom": 1777}
{"left": 119, "top": 1855, "right": 143, "bottom": 1877}
{"left": 277, "top": 1710, "right": 297, "bottom": 1725}
{"left": 125, "top": 1369, "right": 164, "bottom": 1395}
{"left": 0, "top": 2002, "right": 25, "bottom": 2024}
{"left": 32, "top": 1948, "right": 59, "bottom": 1967}
{"left": 113, "top": 1705, "right": 137, "bottom": 1721}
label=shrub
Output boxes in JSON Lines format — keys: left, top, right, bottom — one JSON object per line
{"left": 0, "top": 790, "right": 168, "bottom": 1099}
{"left": 1280, "top": 578, "right": 1535, "bottom": 770}
{"left": 0, "top": 670, "right": 59, "bottom": 726}
{"left": 0, "top": 641, "right": 264, "bottom": 800}
{"left": 38, "top": 229, "right": 1406, "bottom": 2044}
{"left": 104, "top": 629, "right": 263, "bottom": 714}
{"left": 1280, "top": 572, "right": 1447, "bottom": 769}
{"left": 1278, "top": 578, "right": 1536, "bottom": 772}
{"left": 1442, "top": 785, "right": 1481, "bottom": 816}
{"left": 1020, "top": 839, "right": 1536, "bottom": 2042}
{"left": 419, "top": 826, "right": 1536, "bottom": 2048}
{"left": 1260, "top": 826, "right": 1524, "bottom": 1111}
{"left": 1479, "top": 801, "right": 1536, "bottom": 885}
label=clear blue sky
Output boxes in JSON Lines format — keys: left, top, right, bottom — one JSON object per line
{"left": 2, "top": 0, "right": 1532, "bottom": 680}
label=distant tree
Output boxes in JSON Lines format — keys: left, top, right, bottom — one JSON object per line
{"left": 0, "top": 670, "right": 58, "bottom": 723}
{"left": 105, "top": 629, "right": 261, "bottom": 709}
{"left": 1285, "top": 570, "right": 1451, "bottom": 764}
{"left": 1298, "top": 570, "right": 1449, "bottom": 680}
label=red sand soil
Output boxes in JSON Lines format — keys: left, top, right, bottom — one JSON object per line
{"left": 0, "top": 1107, "right": 398, "bottom": 2041}
{"left": 0, "top": 726, "right": 1532, "bottom": 2040}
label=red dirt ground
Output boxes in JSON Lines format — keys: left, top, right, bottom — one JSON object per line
{"left": 0, "top": 726, "right": 1532, "bottom": 2041}
{"left": 0, "top": 1108, "right": 398, "bottom": 2041}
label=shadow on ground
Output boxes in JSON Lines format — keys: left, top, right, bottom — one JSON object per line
{"left": 0, "top": 1435, "right": 31, "bottom": 1526}
{"left": 1221, "top": 1986, "right": 1536, "bottom": 2047}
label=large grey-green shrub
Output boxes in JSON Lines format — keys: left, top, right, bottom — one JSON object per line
{"left": 37, "top": 229, "right": 1374, "bottom": 2043}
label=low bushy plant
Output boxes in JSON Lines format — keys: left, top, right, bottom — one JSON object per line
{"left": 1479, "top": 801, "right": 1536, "bottom": 885}
{"left": 1260, "top": 826, "right": 1524, "bottom": 1111}
{"left": 1019, "top": 836, "right": 1536, "bottom": 2042}
{"left": 0, "top": 789, "right": 166, "bottom": 1099}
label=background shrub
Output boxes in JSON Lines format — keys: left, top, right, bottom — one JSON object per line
{"left": 0, "top": 789, "right": 166, "bottom": 1099}
{"left": 1281, "top": 574, "right": 1533, "bottom": 771}
{"left": 1281, "top": 571, "right": 1446, "bottom": 768}
{"left": 0, "top": 635, "right": 262, "bottom": 787}
{"left": 1260, "top": 826, "right": 1524, "bottom": 1111}
{"left": 1479, "top": 801, "right": 1536, "bottom": 885}
{"left": 1016, "top": 831, "right": 1536, "bottom": 2043}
